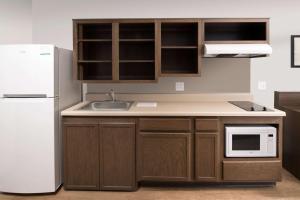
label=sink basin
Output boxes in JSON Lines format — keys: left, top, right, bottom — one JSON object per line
{"left": 78, "top": 101, "right": 134, "bottom": 111}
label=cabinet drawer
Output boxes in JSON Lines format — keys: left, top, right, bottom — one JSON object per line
{"left": 139, "top": 118, "right": 192, "bottom": 132}
{"left": 223, "top": 160, "right": 281, "bottom": 182}
{"left": 63, "top": 117, "right": 99, "bottom": 125}
{"left": 196, "top": 118, "right": 218, "bottom": 131}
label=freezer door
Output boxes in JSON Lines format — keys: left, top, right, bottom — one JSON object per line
{"left": 0, "top": 45, "right": 57, "bottom": 98}
{"left": 0, "top": 98, "right": 59, "bottom": 193}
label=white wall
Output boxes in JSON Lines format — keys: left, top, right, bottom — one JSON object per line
{"left": 251, "top": 3, "right": 300, "bottom": 106}
{"left": 19, "top": 0, "right": 300, "bottom": 106}
{"left": 0, "top": 0, "right": 32, "bottom": 44}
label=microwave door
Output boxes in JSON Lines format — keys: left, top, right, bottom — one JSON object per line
{"left": 232, "top": 134, "right": 261, "bottom": 151}
{"left": 227, "top": 132, "right": 262, "bottom": 157}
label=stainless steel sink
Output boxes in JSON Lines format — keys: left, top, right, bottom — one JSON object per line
{"left": 78, "top": 101, "right": 134, "bottom": 111}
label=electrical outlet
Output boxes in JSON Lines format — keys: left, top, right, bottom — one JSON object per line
{"left": 258, "top": 81, "right": 267, "bottom": 90}
{"left": 175, "top": 82, "right": 184, "bottom": 91}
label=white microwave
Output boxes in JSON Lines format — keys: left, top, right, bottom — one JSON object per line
{"left": 225, "top": 126, "right": 277, "bottom": 157}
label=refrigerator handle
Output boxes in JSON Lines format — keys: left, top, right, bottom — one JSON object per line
{"left": 3, "top": 94, "right": 47, "bottom": 98}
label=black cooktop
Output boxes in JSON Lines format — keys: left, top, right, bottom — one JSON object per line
{"left": 229, "top": 101, "right": 273, "bottom": 112}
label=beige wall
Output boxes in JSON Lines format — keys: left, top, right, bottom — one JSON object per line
{"left": 0, "top": 0, "right": 32, "bottom": 44}
{"left": 10, "top": 0, "right": 300, "bottom": 106}
{"left": 87, "top": 59, "right": 250, "bottom": 93}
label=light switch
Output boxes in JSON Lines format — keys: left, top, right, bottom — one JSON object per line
{"left": 175, "top": 82, "right": 184, "bottom": 91}
{"left": 258, "top": 81, "right": 267, "bottom": 90}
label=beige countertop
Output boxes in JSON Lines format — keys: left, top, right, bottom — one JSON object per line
{"left": 61, "top": 101, "right": 286, "bottom": 117}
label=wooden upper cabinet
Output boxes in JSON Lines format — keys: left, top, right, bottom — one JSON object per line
{"left": 158, "top": 19, "right": 202, "bottom": 76}
{"left": 74, "top": 21, "right": 113, "bottom": 81}
{"left": 203, "top": 18, "right": 269, "bottom": 44}
{"left": 118, "top": 22, "right": 157, "bottom": 82}
{"left": 73, "top": 18, "right": 268, "bottom": 81}
{"left": 73, "top": 19, "right": 203, "bottom": 82}
{"left": 73, "top": 19, "right": 157, "bottom": 83}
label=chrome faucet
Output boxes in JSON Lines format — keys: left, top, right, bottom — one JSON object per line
{"left": 107, "top": 89, "right": 116, "bottom": 102}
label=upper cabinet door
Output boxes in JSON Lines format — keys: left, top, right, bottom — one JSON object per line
{"left": 0, "top": 45, "right": 56, "bottom": 97}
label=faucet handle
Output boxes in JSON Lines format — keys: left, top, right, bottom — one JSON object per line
{"left": 107, "top": 89, "right": 115, "bottom": 101}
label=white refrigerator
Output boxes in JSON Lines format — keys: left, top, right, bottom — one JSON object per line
{"left": 0, "top": 45, "right": 81, "bottom": 193}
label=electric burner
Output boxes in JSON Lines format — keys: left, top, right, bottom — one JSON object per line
{"left": 229, "top": 101, "right": 273, "bottom": 112}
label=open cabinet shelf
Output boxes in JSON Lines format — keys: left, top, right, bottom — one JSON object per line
{"left": 119, "top": 62, "right": 155, "bottom": 81}
{"left": 118, "top": 23, "right": 156, "bottom": 81}
{"left": 119, "top": 41, "right": 154, "bottom": 60}
{"left": 78, "top": 60, "right": 112, "bottom": 63}
{"left": 76, "top": 22, "right": 113, "bottom": 81}
{"left": 78, "top": 23, "right": 112, "bottom": 40}
{"left": 161, "top": 23, "right": 198, "bottom": 46}
{"left": 119, "top": 39, "right": 155, "bottom": 42}
{"left": 75, "top": 21, "right": 157, "bottom": 82}
{"left": 119, "top": 23, "right": 155, "bottom": 39}
{"left": 160, "top": 22, "right": 200, "bottom": 76}
{"left": 161, "top": 46, "right": 198, "bottom": 49}
{"left": 78, "top": 39, "right": 112, "bottom": 42}
{"left": 79, "top": 62, "right": 112, "bottom": 81}
{"left": 78, "top": 41, "right": 112, "bottom": 61}
{"left": 119, "top": 60, "right": 154, "bottom": 63}
{"left": 204, "top": 20, "right": 268, "bottom": 43}
{"left": 161, "top": 48, "right": 198, "bottom": 75}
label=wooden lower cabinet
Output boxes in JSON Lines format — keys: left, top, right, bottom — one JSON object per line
{"left": 63, "top": 118, "right": 136, "bottom": 191}
{"left": 63, "top": 116, "right": 283, "bottom": 191}
{"left": 195, "top": 132, "right": 219, "bottom": 181}
{"left": 100, "top": 120, "right": 136, "bottom": 190}
{"left": 64, "top": 121, "right": 100, "bottom": 190}
{"left": 223, "top": 160, "right": 282, "bottom": 182}
{"left": 137, "top": 132, "right": 192, "bottom": 181}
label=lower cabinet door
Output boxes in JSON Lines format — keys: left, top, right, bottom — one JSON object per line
{"left": 100, "top": 120, "right": 136, "bottom": 191}
{"left": 64, "top": 123, "right": 100, "bottom": 190}
{"left": 195, "top": 132, "right": 219, "bottom": 181}
{"left": 138, "top": 132, "right": 192, "bottom": 181}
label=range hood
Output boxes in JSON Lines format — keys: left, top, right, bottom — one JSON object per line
{"left": 204, "top": 44, "right": 272, "bottom": 58}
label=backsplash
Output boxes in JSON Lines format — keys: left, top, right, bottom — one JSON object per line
{"left": 87, "top": 58, "right": 250, "bottom": 94}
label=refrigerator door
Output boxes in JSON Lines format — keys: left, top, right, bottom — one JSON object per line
{"left": 0, "top": 45, "right": 57, "bottom": 98}
{"left": 0, "top": 98, "right": 58, "bottom": 193}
